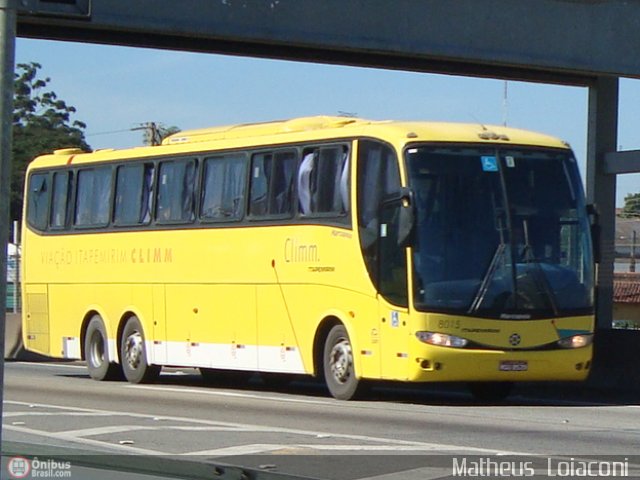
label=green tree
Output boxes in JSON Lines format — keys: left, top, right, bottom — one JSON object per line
{"left": 621, "top": 192, "right": 640, "bottom": 218}
{"left": 11, "top": 62, "right": 90, "bottom": 220}
{"left": 157, "top": 124, "right": 181, "bottom": 144}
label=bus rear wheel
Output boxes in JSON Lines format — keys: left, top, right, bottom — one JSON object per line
{"left": 84, "top": 315, "right": 122, "bottom": 381}
{"left": 120, "top": 316, "right": 160, "bottom": 384}
{"left": 323, "top": 325, "right": 365, "bottom": 400}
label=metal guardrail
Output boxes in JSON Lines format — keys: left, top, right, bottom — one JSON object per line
{"left": 2, "top": 441, "right": 311, "bottom": 480}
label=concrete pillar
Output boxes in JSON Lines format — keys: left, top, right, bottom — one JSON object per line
{"left": 0, "top": 0, "right": 16, "bottom": 449}
{"left": 586, "top": 76, "right": 619, "bottom": 331}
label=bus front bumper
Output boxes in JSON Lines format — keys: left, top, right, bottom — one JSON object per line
{"left": 406, "top": 345, "right": 593, "bottom": 383}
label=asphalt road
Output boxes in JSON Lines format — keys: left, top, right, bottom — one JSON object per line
{"left": 2, "top": 361, "right": 640, "bottom": 479}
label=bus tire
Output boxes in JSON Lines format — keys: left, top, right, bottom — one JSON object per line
{"left": 84, "top": 315, "right": 122, "bottom": 381}
{"left": 468, "top": 382, "right": 513, "bottom": 402}
{"left": 120, "top": 316, "right": 160, "bottom": 384}
{"left": 323, "top": 324, "right": 364, "bottom": 400}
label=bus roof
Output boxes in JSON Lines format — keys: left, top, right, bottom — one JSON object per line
{"left": 29, "top": 116, "right": 570, "bottom": 168}
{"left": 162, "top": 116, "right": 568, "bottom": 148}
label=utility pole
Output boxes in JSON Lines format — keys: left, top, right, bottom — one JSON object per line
{"left": 630, "top": 230, "right": 636, "bottom": 273}
{"left": 132, "top": 122, "right": 162, "bottom": 146}
{"left": 0, "top": 0, "right": 17, "bottom": 450}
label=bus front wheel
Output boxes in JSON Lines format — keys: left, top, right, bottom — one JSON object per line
{"left": 84, "top": 315, "right": 122, "bottom": 381}
{"left": 323, "top": 325, "right": 365, "bottom": 400}
{"left": 120, "top": 316, "right": 160, "bottom": 384}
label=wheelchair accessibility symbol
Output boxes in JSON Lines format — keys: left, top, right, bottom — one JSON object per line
{"left": 481, "top": 156, "right": 499, "bottom": 172}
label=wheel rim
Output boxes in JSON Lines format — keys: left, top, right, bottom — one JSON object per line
{"left": 124, "top": 330, "right": 144, "bottom": 370}
{"left": 329, "top": 338, "right": 353, "bottom": 385}
{"left": 89, "top": 331, "right": 105, "bottom": 368}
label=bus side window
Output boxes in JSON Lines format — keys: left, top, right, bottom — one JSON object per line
{"left": 298, "top": 151, "right": 315, "bottom": 215}
{"left": 50, "top": 171, "right": 72, "bottom": 229}
{"left": 249, "top": 153, "right": 269, "bottom": 216}
{"left": 74, "top": 167, "right": 112, "bottom": 227}
{"left": 357, "top": 140, "right": 402, "bottom": 288}
{"left": 114, "top": 163, "right": 155, "bottom": 225}
{"left": 249, "top": 150, "right": 296, "bottom": 218}
{"left": 298, "top": 145, "right": 349, "bottom": 217}
{"left": 201, "top": 154, "right": 247, "bottom": 221}
{"left": 271, "top": 151, "right": 296, "bottom": 215}
{"left": 156, "top": 159, "right": 197, "bottom": 223}
{"left": 27, "top": 173, "right": 50, "bottom": 231}
{"left": 339, "top": 149, "right": 350, "bottom": 213}
{"left": 140, "top": 164, "right": 155, "bottom": 224}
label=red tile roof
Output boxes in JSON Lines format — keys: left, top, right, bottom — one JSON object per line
{"left": 614, "top": 273, "right": 640, "bottom": 303}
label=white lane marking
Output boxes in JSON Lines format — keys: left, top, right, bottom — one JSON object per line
{"left": 298, "top": 444, "right": 465, "bottom": 451}
{"left": 187, "top": 444, "right": 478, "bottom": 456}
{"left": 126, "top": 384, "right": 333, "bottom": 406}
{"left": 4, "top": 400, "right": 536, "bottom": 457}
{"left": 59, "top": 425, "right": 154, "bottom": 437}
{"left": 60, "top": 425, "right": 255, "bottom": 437}
{"left": 3, "top": 424, "right": 164, "bottom": 455}
{"left": 3, "top": 411, "right": 114, "bottom": 418}
{"left": 187, "top": 444, "right": 289, "bottom": 456}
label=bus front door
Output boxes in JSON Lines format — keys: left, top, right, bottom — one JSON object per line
{"left": 377, "top": 202, "right": 410, "bottom": 380}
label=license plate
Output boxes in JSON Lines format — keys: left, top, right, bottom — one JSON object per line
{"left": 499, "top": 360, "right": 528, "bottom": 372}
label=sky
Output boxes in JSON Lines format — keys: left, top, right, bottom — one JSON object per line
{"left": 15, "top": 38, "right": 640, "bottom": 207}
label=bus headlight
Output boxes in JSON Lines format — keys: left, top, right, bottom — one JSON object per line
{"left": 416, "top": 331, "right": 468, "bottom": 348}
{"left": 557, "top": 334, "right": 593, "bottom": 349}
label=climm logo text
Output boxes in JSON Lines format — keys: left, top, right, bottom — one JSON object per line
{"left": 284, "top": 238, "right": 319, "bottom": 263}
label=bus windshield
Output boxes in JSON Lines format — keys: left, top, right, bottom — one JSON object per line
{"left": 406, "top": 145, "right": 594, "bottom": 319}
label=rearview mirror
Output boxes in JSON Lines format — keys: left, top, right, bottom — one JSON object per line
{"left": 380, "top": 187, "right": 415, "bottom": 248}
{"left": 397, "top": 188, "right": 415, "bottom": 248}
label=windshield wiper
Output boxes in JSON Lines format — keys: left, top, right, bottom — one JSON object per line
{"left": 518, "top": 218, "right": 560, "bottom": 315}
{"left": 468, "top": 202, "right": 511, "bottom": 314}
{"left": 468, "top": 242, "right": 507, "bottom": 314}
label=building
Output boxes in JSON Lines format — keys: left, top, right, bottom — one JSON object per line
{"left": 613, "top": 272, "right": 640, "bottom": 327}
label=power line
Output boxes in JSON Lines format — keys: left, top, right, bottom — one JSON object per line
{"left": 86, "top": 128, "right": 133, "bottom": 137}
{"left": 87, "top": 122, "right": 166, "bottom": 146}
{"left": 87, "top": 122, "right": 178, "bottom": 145}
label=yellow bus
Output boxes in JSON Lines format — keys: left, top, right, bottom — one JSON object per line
{"left": 21, "top": 116, "right": 595, "bottom": 400}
